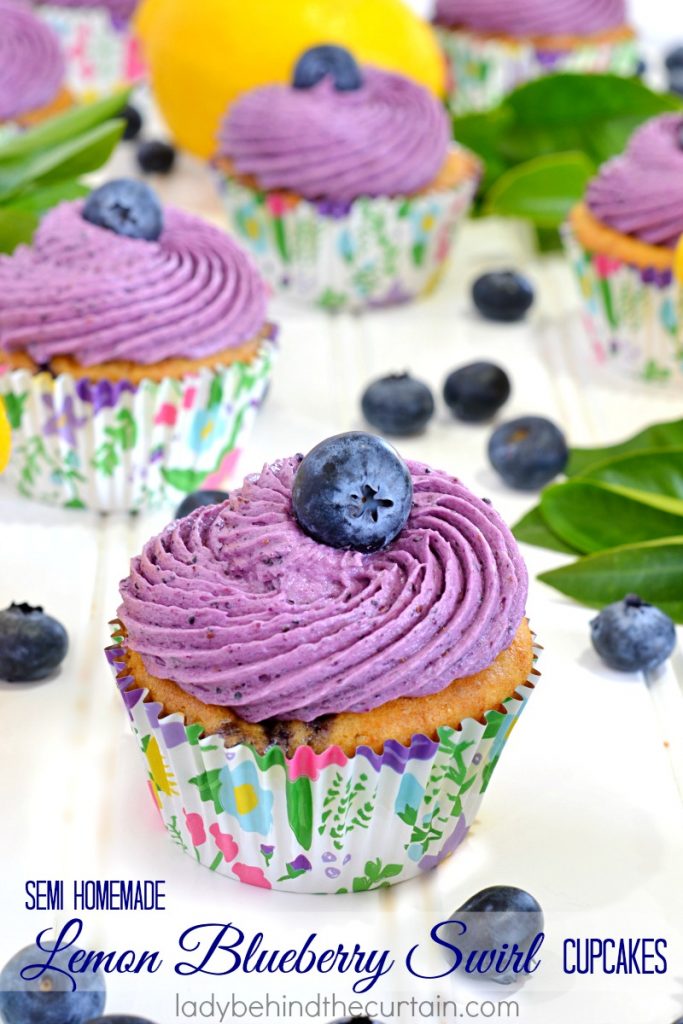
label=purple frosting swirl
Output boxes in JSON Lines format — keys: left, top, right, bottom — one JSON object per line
{"left": 0, "top": 200, "right": 268, "bottom": 366}
{"left": 0, "top": 0, "right": 64, "bottom": 121}
{"left": 434, "top": 0, "right": 626, "bottom": 36}
{"left": 36, "top": 0, "right": 138, "bottom": 23}
{"left": 219, "top": 67, "right": 450, "bottom": 202}
{"left": 118, "top": 456, "right": 528, "bottom": 723}
{"left": 586, "top": 115, "right": 683, "bottom": 249}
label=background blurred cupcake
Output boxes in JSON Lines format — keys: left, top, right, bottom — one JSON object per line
{"left": 33, "top": 0, "right": 145, "bottom": 98}
{"left": 215, "top": 45, "right": 480, "bottom": 311}
{"left": 108, "top": 432, "right": 538, "bottom": 893}
{"left": 0, "top": 178, "right": 276, "bottom": 512}
{"left": 0, "top": 0, "right": 70, "bottom": 132}
{"left": 566, "top": 114, "right": 683, "bottom": 385}
{"left": 434, "top": 0, "right": 639, "bottom": 115}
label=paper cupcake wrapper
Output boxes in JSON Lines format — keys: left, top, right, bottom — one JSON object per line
{"left": 563, "top": 224, "right": 683, "bottom": 385}
{"left": 36, "top": 5, "right": 146, "bottom": 98}
{"left": 106, "top": 627, "right": 540, "bottom": 894}
{"left": 437, "top": 26, "right": 640, "bottom": 115}
{"left": 216, "top": 157, "right": 478, "bottom": 311}
{"left": 0, "top": 338, "right": 276, "bottom": 512}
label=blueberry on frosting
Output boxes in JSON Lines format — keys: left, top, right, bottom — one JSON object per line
{"left": 292, "top": 431, "right": 413, "bottom": 553}
{"left": 82, "top": 178, "right": 163, "bottom": 241}
{"left": 293, "top": 44, "right": 363, "bottom": 92}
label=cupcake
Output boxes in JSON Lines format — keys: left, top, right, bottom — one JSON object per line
{"left": 566, "top": 114, "right": 683, "bottom": 384}
{"left": 33, "top": 0, "right": 145, "bottom": 98}
{"left": 215, "top": 45, "right": 480, "bottom": 311}
{"left": 107, "top": 432, "right": 538, "bottom": 893}
{"left": 0, "top": 0, "right": 70, "bottom": 131}
{"left": 434, "top": 0, "right": 639, "bottom": 115}
{"left": 0, "top": 178, "right": 276, "bottom": 512}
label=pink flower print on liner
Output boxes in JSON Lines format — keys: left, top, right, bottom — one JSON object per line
{"left": 202, "top": 447, "right": 242, "bottom": 490}
{"left": 182, "top": 386, "right": 198, "bottom": 410}
{"left": 594, "top": 254, "right": 622, "bottom": 279}
{"left": 288, "top": 744, "right": 348, "bottom": 782}
{"left": 209, "top": 823, "right": 239, "bottom": 862}
{"left": 232, "top": 862, "right": 272, "bottom": 889}
{"left": 183, "top": 809, "right": 206, "bottom": 847}
{"left": 154, "top": 403, "right": 178, "bottom": 427}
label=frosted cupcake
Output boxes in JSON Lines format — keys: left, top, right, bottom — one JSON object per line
{"left": 0, "top": 179, "right": 276, "bottom": 511}
{"left": 108, "top": 432, "right": 538, "bottom": 893}
{"left": 33, "top": 0, "right": 145, "bottom": 98}
{"left": 0, "top": 0, "right": 69, "bottom": 131}
{"left": 566, "top": 114, "right": 683, "bottom": 384}
{"left": 215, "top": 45, "right": 480, "bottom": 311}
{"left": 434, "top": 0, "right": 638, "bottom": 114}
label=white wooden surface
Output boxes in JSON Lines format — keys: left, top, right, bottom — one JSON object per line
{"left": 1, "top": 148, "right": 682, "bottom": 1024}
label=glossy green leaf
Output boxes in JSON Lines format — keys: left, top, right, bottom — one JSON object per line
{"left": 484, "top": 151, "right": 594, "bottom": 227}
{"left": 505, "top": 73, "right": 682, "bottom": 128}
{"left": 0, "top": 208, "right": 39, "bottom": 252}
{"left": 0, "top": 121, "right": 124, "bottom": 202}
{"left": 452, "top": 106, "right": 513, "bottom": 190}
{"left": 0, "top": 90, "right": 129, "bottom": 163}
{"left": 10, "top": 179, "right": 89, "bottom": 213}
{"left": 567, "top": 419, "right": 683, "bottom": 476}
{"left": 538, "top": 538, "right": 683, "bottom": 623}
{"left": 579, "top": 448, "right": 683, "bottom": 499}
{"left": 512, "top": 504, "right": 580, "bottom": 554}
{"left": 540, "top": 481, "right": 683, "bottom": 553}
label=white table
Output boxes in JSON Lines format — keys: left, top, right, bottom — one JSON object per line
{"left": 1, "top": 148, "right": 682, "bottom": 1024}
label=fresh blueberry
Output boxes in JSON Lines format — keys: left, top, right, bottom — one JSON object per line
{"left": 488, "top": 416, "right": 568, "bottom": 490}
{"left": 664, "top": 45, "right": 683, "bottom": 71}
{"left": 82, "top": 179, "right": 163, "bottom": 241}
{"left": 87, "top": 1018, "right": 156, "bottom": 1023}
{"left": 590, "top": 595, "right": 676, "bottom": 673}
{"left": 292, "top": 431, "right": 413, "bottom": 553}
{"left": 330, "top": 1019, "right": 384, "bottom": 1023}
{"left": 472, "top": 271, "right": 534, "bottom": 323}
{"left": 0, "top": 942, "right": 105, "bottom": 1024}
{"left": 443, "top": 362, "right": 511, "bottom": 422}
{"left": 361, "top": 373, "right": 434, "bottom": 436}
{"left": 136, "top": 140, "right": 177, "bottom": 175}
{"left": 293, "top": 45, "right": 363, "bottom": 92}
{"left": 0, "top": 603, "right": 68, "bottom": 682}
{"left": 174, "top": 489, "right": 230, "bottom": 519}
{"left": 442, "top": 886, "right": 544, "bottom": 985}
{"left": 120, "top": 102, "right": 143, "bottom": 141}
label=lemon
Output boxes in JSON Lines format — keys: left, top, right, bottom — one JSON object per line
{"left": 136, "top": 0, "right": 446, "bottom": 158}
{"left": 0, "top": 398, "right": 10, "bottom": 475}
{"left": 675, "top": 235, "right": 683, "bottom": 284}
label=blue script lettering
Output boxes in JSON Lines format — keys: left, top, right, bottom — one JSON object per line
{"left": 406, "top": 919, "right": 544, "bottom": 982}
{"left": 175, "top": 923, "right": 393, "bottom": 994}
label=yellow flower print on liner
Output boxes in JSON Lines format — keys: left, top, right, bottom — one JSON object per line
{"left": 145, "top": 736, "right": 178, "bottom": 797}
{"left": 234, "top": 783, "right": 259, "bottom": 815}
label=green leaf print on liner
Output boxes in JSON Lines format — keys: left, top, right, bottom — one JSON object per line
{"left": 2, "top": 392, "right": 27, "bottom": 430}
{"left": 189, "top": 768, "right": 224, "bottom": 814}
{"left": 285, "top": 776, "right": 313, "bottom": 851}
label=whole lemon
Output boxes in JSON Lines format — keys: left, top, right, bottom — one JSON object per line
{"left": 675, "top": 234, "right": 683, "bottom": 285}
{"left": 0, "top": 399, "right": 10, "bottom": 475}
{"left": 136, "top": 0, "right": 446, "bottom": 158}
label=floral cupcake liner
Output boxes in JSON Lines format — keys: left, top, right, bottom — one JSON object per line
{"left": 0, "top": 337, "right": 276, "bottom": 512}
{"left": 35, "top": 5, "right": 145, "bottom": 98}
{"left": 564, "top": 225, "right": 683, "bottom": 384}
{"left": 106, "top": 627, "right": 540, "bottom": 894}
{"left": 437, "top": 26, "right": 640, "bottom": 115}
{"left": 216, "top": 156, "right": 479, "bottom": 311}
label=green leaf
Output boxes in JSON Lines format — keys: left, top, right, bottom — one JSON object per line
{"left": 0, "top": 121, "right": 124, "bottom": 203}
{"left": 0, "top": 208, "right": 38, "bottom": 252}
{"left": 10, "top": 179, "right": 89, "bottom": 213}
{"left": 452, "top": 105, "right": 514, "bottom": 190}
{"left": 579, "top": 449, "right": 683, "bottom": 500}
{"left": 484, "top": 151, "right": 594, "bottom": 228}
{"left": 540, "top": 481, "right": 683, "bottom": 553}
{"left": 0, "top": 90, "right": 129, "bottom": 163}
{"left": 567, "top": 419, "right": 683, "bottom": 476}
{"left": 538, "top": 538, "right": 683, "bottom": 623}
{"left": 161, "top": 467, "right": 210, "bottom": 493}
